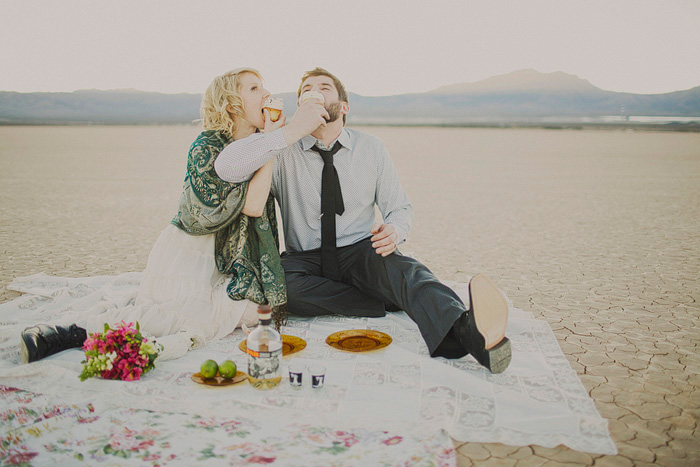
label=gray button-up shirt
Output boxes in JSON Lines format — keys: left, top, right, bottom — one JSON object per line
{"left": 215, "top": 127, "right": 413, "bottom": 253}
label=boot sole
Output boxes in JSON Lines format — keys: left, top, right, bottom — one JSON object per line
{"left": 20, "top": 336, "right": 30, "bottom": 364}
{"left": 477, "top": 338, "right": 511, "bottom": 374}
{"left": 469, "top": 274, "right": 509, "bottom": 350}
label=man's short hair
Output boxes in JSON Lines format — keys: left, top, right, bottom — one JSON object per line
{"left": 297, "top": 67, "right": 348, "bottom": 124}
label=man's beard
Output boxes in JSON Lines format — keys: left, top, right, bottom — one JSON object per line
{"left": 324, "top": 102, "right": 342, "bottom": 123}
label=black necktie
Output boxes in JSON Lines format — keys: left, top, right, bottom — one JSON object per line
{"left": 310, "top": 143, "right": 345, "bottom": 281}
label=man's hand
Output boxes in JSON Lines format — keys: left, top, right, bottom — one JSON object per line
{"left": 262, "top": 109, "right": 286, "bottom": 134}
{"left": 282, "top": 102, "right": 329, "bottom": 146}
{"left": 370, "top": 223, "right": 399, "bottom": 257}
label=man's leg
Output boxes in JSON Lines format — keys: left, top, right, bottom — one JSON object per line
{"left": 281, "top": 250, "right": 386, "bottom": 317}
{"left": 337, "top": 238, "right": 467, "bottom": 357}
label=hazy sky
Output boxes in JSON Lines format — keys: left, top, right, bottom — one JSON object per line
{"left": 2, "top": 0, "right": 699, "bottom": 96}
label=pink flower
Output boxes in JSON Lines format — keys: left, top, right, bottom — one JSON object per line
{"left": 136, "top": 439, "right": 155, "bottom": 451}
{"left": 123, "top": 367, "right": 143, "bottom": 381}
{"left": 382, "top": 435, "right": 403, "bottom": 445}
{"left": 109, "top": 427, "right": 155, "bottom": 452}
{"left": 42, "top": 407, "right": 64, "bottom": 420}
{"left": 77, "top": 416, "right": 99, "bottom": 424}
{"left": 331, "top": 431, "right": 359, "bottom": 448}
{"left": 196, "top": 419, "right": 217, "bottom": 428}
{"left": 247, "top": 456, "right": 277, "bottom": 464}
{"left": 222, "top": 420, "right": 242, "bottom": 432}
{"left": 343, "top": 437, "right": 358, "bottom": 448}
{"left": 7, "top": 448, "right": 39, "bottom": 464}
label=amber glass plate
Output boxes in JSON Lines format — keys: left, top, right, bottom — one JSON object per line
{"left": 325, "top": 329, "right": 392, "bottom": 353}
{"left": 238, "top": 335, "right": 307, "bottom": 357}
{"left": 191, "top": 370, "right": 247, "bottom": 386}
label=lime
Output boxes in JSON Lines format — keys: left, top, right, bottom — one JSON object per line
{"left": 200, "top": 359, "right": 218, "bottom": 379}
{"left": 219, "top": 360, "right": 237, "bottom": 379}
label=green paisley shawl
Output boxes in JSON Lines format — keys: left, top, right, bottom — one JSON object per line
{"left": 171, "top": 130, "right": 287, "bottom": 324}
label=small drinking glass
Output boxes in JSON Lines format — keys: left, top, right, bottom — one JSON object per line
{"left": 310, "top": 365, "right": 326, "bottom": 389}
{"left": 288, "top": 363, "right": 305, "bottom": 388}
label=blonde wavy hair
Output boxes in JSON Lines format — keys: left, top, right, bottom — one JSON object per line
{"left": 200, "top": 67, "right": 263, "bottom": 138}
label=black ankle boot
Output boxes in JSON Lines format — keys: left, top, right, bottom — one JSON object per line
{"left": 452, "top": 274, "right": 512, "bottom": 373}
{"left": 21, "top": 324, "right": 87, "bottom": 364}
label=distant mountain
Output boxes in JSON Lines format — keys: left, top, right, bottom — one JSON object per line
{"left": 346, "top": 70, "right": 700, "bottom": 123}
{"left": 0, "top": 89, "right": 201, "bottom": 124}
{"left": 1, "top": 70, "right": 699, "bottom": 125}
{"left": 430, "top": 69, "right": 601, "bottom": 94}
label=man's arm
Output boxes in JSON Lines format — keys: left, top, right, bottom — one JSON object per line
{"left": 371, "top": 143, "right": 413, "bottom": 256}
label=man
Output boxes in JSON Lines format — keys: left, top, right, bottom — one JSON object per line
{"left": 215, "top": 68, "right": 511, "bottom": 373}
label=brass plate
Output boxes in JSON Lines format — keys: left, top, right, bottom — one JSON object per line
{"left": 191, "top": 370, "right": 247, "bottom": 386}
{"left": 325, "top": 329, "right": 392, "bottom": 353}
{"left": 238, "top": 334, "right": 307, "bottom": 357}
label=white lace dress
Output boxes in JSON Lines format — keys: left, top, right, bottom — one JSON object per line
{"left": 2, "top": 224, "right": 259, "bottom": 361}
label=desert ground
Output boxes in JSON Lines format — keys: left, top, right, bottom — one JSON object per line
{"left": 1, "top": 125, "right": 698, "bottom": 465}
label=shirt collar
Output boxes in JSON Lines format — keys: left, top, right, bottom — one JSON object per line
{"left": 301, "top": 128, "right": 352, "bottom": 152}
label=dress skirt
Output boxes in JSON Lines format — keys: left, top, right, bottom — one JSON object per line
{"left": 83, "top": 224, "right": 258, "bottom": 357}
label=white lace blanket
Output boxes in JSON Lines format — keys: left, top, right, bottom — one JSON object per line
{"left": 0, "top": 273, "right": 617, "bottom": 455}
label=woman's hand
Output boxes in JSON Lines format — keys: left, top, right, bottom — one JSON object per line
{"left": 262, "top": 109, "right": 286, "bottom": 134}
{"left": 282, "top": 102, "right": 329, "bottom": 146}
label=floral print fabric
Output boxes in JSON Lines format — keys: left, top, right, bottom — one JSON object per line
{"left": 0, "top": 385, "right": 455, "bottom": 466}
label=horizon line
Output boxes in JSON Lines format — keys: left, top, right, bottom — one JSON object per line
{"left": 1, "top": 69, "right": 699, "bottom": 97}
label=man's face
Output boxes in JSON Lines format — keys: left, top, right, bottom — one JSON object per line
{"left": 299, "top": 75, "right": 346, "bottom": 123}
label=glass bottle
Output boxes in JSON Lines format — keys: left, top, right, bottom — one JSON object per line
{"left": 246, "top": 305, "right": 282, "bottom": 389}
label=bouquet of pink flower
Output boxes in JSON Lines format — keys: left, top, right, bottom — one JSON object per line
{"left": 79, "top": 321, "right": 162, "bottom": 382}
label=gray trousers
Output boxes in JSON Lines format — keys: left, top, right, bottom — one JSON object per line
{"left": 281, "top": 237, "right": 468, "bottom": 357}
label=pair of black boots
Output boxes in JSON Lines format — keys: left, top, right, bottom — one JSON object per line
{"left": 20, "top": 275, "right": 512, "bottom": 373}
{"left": 20, "top": 324, "right": 87, "bottom": 364}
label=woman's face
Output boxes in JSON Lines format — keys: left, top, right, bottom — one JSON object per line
{"left": 236, "top": 73, "right": 270, "bottom": 131}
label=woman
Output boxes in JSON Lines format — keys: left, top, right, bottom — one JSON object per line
{"left": 19, "top": 68, "right": 290, "bottom": 363}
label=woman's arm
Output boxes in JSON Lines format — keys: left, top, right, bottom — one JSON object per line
{"left": 215, "top": 103, "right": 330, "bottom": 183}
{"left": 241, "top": 158, "right": 274, "bottom": 217}
{"left": 215, "top": 130, "right": 286, "bottom": 184}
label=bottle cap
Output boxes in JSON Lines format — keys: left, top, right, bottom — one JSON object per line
{"left": 257, "top": 305, "right": 272, "bottom": 320}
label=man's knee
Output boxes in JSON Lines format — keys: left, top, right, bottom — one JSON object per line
{"left": 367, "top": 248, "right": 437, "bottom": 282}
